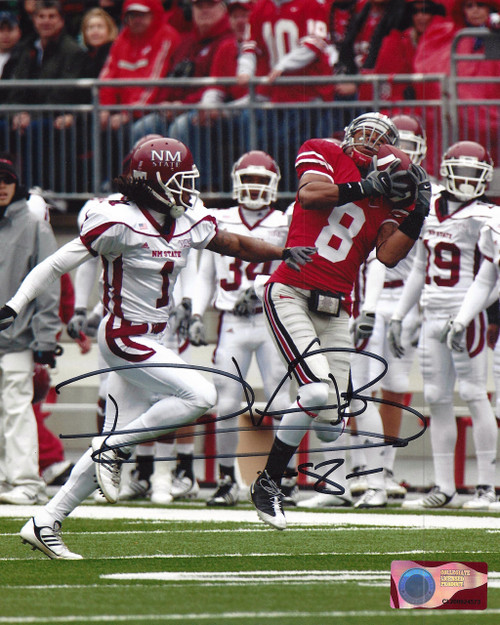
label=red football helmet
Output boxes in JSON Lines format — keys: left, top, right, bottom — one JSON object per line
{"left": 32, "top": 363, "right": 51, "bottom": 405}
{"left": 231, "top": 150, "right": 281, "bottom": 210}
{"left": 130, "top": 137, "right": 200, "bottom": 216}
{"left": 391, "top": 114, "right": 427, "bottom": 166}
{"left": 440, "top": 141, "right": 494, "bottom": 202}
{"left": 342, "top": 112, "right": 399, "bottom": 169}
{"left": 122, "top": 134, "right": 163, "bottom": 176}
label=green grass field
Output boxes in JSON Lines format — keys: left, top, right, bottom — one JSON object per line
{"left": 1, "top": 501, "right": 500, "bottom": 624}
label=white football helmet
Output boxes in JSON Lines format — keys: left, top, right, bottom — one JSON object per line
{"left": 342, "top": 112, "right": 399, "bottom": 169}
{"left": 391, "top": 114, "right": 427, "bottom": 166}
{"left": 231, "top": 150, "right": 281, "bottom": 210}
{"left": 440, "top": 141, "right": 494, "bottom": 202}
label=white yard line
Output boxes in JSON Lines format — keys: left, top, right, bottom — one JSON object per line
{"left": 1, "top": 610, "right": 500, "bottom": 623}
{"left": 1, "top": 504, "right": 500, "bottom": 529}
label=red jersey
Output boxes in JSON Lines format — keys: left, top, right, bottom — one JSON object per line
{"left": 241, "top": 0, "right": 333, "bottom": 102}
{"left": 269, "top": 139, "right": 405, "bottom": 305}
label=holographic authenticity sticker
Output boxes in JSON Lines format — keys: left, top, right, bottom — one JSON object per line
{"left": 391, "top": 561, "right": 488, "bottom": 609}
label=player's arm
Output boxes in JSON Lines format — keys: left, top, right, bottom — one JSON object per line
{"left": 0, "top": 238, "right": 92, "bottom": 327}
{"left": 376, "top": 165, "right": 431, "bottom": 266}
{"left": 375, "top": 222, "right": 418, "bottom": 267}
{"left": 297, "top": 166, "right": 398, "bottom": 211}
{"left": 206, "top": 229, "right": 316, "bottom": 270}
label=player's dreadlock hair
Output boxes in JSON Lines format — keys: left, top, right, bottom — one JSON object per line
{"left": 113, "top": 175, "right": 175, "bottom": 214}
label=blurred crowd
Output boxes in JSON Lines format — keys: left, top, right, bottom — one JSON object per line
{"left": 0, "top": 0, "right": 499, "bottom": 189}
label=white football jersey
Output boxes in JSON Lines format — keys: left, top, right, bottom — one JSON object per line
{"left": 208, "top": 206, "right": 288, "bottom": 312}
{"left": 418, "top": 184, "right": 495, "bottom": 314}
{"left": 79, "top": 197, "right": 217, "bottom": 324}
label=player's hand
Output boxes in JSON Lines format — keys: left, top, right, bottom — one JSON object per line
{"left": 189, "top": 314, "right": 207, "bottom": 346}
{"left": 33, "top": 345, "right": 63, "bottom": 369}
{"left": 360, "top": 157, "right": 400, "bottom": 197}
{"left": 233, "top": 287, "right": 259, "bottom": 316}
{"left": 0, "top": 305, "right": 17, "bottom": 331}
{"left": 487, "top": 323, "right": 500, "bottom": 349}
{"left": 351, "top": 311, "right": 376, "bottom": 343}
{"left": 282, "top": 246, "right": 316, "bottom": 271}
{"left": 388, "top": 319, "right": 404, "bottom": 358}
{"left": 83, "top": 311, "right": 101, "bottom": 338}
{"left": 441, "top": 319, "right": 465, "bottom": 352}
{"left": 407, "top": 164, "right": 431, "bottom": 217}
{"left": 169, "top": 298, "right": 192, "bottom": 338}
{"left": 67, "top": 308, "right": 87, "bottom": 340}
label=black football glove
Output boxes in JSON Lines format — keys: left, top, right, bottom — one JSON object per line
{"left": 0, "top": 305, "right": 17, "bottom": 331}
{"left": 282, "top": 246, "right": 316, "bottom": 271}
{"left": 407, "top": 164, "right": 431, "bottom": 217}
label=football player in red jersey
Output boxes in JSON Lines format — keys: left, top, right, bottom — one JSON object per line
{"left": 249, "top": 111, "right": 432, "bottom": 529}
{"left": 0, "top": 137, "right": 315, "bottom": 559}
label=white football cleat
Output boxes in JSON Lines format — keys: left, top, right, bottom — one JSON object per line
{"left": 299, "top": 492, "right": 352, "bottom": 508}
{"left": 402, "top": 486, "right": 456, "bottom": 509}
{"left": 92, "top": 436, "right": 130, "bottom": 504}
{"left": 462, "top": 485, "right": 496, "bottom": 510}
{"left": 170, "top": 469, "right": 200, "bottom": 500}
{"left": 20, "top": 517, "right": 82, "bottom": 560}
{"left": 353, "top": 488, "right": 387, "bottom": 509}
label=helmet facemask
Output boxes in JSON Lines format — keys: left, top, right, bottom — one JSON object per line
{"left": 441, "top": 159, "right": 493, "bottom": 202}
{"left": 398, "top": 130, "right": 427, "bottom": 166}
{"left": 342, "top": 113, "right": 399, "bottom": 169}
{"left": 231, "top": 151, "right": 280, "bottom": 210}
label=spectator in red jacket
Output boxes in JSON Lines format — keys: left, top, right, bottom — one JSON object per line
{"left": 413, "top": 0, "right": 500, "bottom": 173}
{"left": 99, "top": 0, "right": 181, "bottom": 131}
{"left": 131, "top": 0, "right": 235, "bottom": 146}
{"left": 97, "top": 0, "right": 181, "bottom": 184}
{"left": 370, "top": 0, "right": 446, "bottom": 103}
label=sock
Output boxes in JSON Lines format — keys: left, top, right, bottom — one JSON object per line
{"left": 429, "top": 403, "right": 457, "bottom": 495}
{"left": 264, "top": 437, "right": 298, "bottom": 484}
{"left": 176, "top": 442, "right": 194, "bottom": 455}
{"left": 177, "top": 452, "right": 194, "bottom": 477}
{"left": 155, "top": 441, "right": 175, "bottom": 461}
{"left": 468, "top": 397, "right": 498, "bottom": 487}
{"left": 219, "top": 464, "right": 235, "bottom": 482}
{"left": 135, "top": 454, "right": 154, "bottom": 483}
{"left": 43, "top": 448, "right": 97, "bottom": 524}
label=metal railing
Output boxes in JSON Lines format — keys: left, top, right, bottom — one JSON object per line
{"left": 0, "top": 59, "right": 495, "bottom": 203}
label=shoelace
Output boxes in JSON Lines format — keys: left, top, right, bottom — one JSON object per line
{"left": 258, "top": 473, "right": 284, "bottom": 509}
{"left": 99, "top": 447, "right": 123, "bottom": 488}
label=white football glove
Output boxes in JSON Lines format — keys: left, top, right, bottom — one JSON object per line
{"left": 188, "top": 314, "right": 207, "bottom": 346}
{"left": 441, "top": 319, "right": 466, "bottom": 352}
{"left": 387, "top": 318, "right": 404, "bottom": 358}
{"left": 351, "top": 311, "right": 376, "bottom": 343}
{"left": 169, "top": 297, "right": 192, "bottom": 338}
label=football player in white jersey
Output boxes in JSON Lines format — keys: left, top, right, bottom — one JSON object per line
{"left": 388, "top": 140, "right": 498, "bottom": 510}
{"left": 188, "top": 150, "right": 295, "bottom": 506}
{"left": 0, "top": 137, "right": 315, "bottom": 559}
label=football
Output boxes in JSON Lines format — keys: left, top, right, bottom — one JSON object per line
{"left": 376, "top": 144, "right": 416, "bottom": 209}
